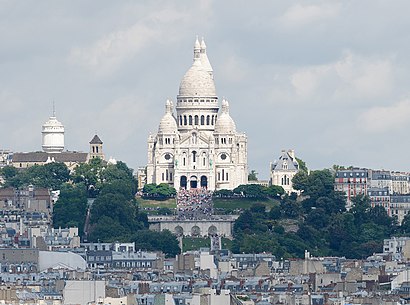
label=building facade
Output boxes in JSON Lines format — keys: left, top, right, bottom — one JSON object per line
{"left": 10, "top": 110, "right": 104, "bottom": 171}
{"left": 146, "top": 38, "right": 247, "bottom": 191}
{"left": 269, "top": 149, "right": 299, "bottom": 194}
{"left": 334, "top": 168, "right": 369, "bottom": 209}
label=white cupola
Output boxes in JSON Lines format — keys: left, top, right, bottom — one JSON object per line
{"left": 42, "top": 109, "right": 65, "bottom": 153}
{"left": 215, "top": 99, "right": 236, "bottom": 133}
{"left": 158, "top": 100, "right": 178, "bottom": 134}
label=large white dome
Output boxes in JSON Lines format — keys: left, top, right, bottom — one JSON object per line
{"left": 215, "top": 99, "right": 236, "bottom": 133}
{"left": 158, "top": 100, "right": 177, "bottom": 134}
{"left": 178, "top": 60, "right": 216, "bottom": 97}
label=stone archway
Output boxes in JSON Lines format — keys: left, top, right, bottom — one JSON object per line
{"left": 208, "top": 225, "right": 218, "bottom": 235}
{"left": 190, "top": 176, "right": 198, "bottom": 189}
{"left": 180, "top": 176, "right": 187, "bottom": 189}
{"left": 174, "top": 226, "right": 184, "bottom": 237}
{"left": 191, "top": 225, "right": 201, "bottom": 237}
{"left": 200, "top": 176, "right": 208, "bottom": 188}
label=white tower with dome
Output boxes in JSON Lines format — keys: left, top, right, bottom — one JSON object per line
{"left": 42, "top": 109, "right": 65, "bottom": 153}
{"left": 146, "top": 38, "right": 248, "bottom": 191}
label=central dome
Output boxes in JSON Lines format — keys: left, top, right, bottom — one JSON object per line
{"left": 178, "top": 61, "right": 216, "bottom": 97}
{"left": 178, "top": 37, "right": 216, "bottom": 98}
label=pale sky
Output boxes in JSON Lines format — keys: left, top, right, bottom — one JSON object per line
{"left": 1, "top": 1, "right": 410, "bottom": 179}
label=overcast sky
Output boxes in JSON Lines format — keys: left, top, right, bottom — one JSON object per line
{"left": 2, "top": 1, "right": 410, "bottom": 179}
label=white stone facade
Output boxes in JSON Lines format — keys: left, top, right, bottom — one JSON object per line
{"left": 146, "top": 38, "right": 247, "bottom": 191}
{"left": 269, "top": 149, "right": 299, "bottom": 194}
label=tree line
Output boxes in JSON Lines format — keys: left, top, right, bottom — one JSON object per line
{"left": 0, "top": 159, "right": 180, "bottom": 257}
{"left": 232, "top": 169, "right": 410, "bottom": 259}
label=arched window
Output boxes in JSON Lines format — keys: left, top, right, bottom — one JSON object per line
{"left": 189, "top": 115, "right": 193, "bottom": 125}
{"left": 211, "top": 115, "right": 214, "bottom": 125}
{"left": 194, "top": 115, "right": 199, "bottom": 125}
{"left": 184, "top": 115, "right": 187, "bottom": 125}
{"left": 192, "top": 151, "right": 197, "bottom": 162}
{"left": 201, "top": 115, "right": 205, "bottom": 125}
{"left": 179, "top": 116, "right": 182, "bottom": 126}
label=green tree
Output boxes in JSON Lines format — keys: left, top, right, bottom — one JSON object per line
{"left": 295, "top": 158, "right": 308, "bottom": 173}
{"left": 305, "top": 208, "right": 330, "bottom": 229}
{"left": 142, "top": 183, "right": 176, "bottom": 200}
{"left": 293, "top": 169, "right": 334, "bottom": 199}
{"left": 90, "top": 193, "right": 142, "bottom": 232}
{"left": 281, "top": 196, "right": 302, "bottom": 219}
{"left": 72, "top": 158, "right": 105, "bottom": 197}
{"left": 0, "top": 166, "right": 27, "bottom": 188}
{"left": 350, "top": 195, "right": 371, "bottom": 226}
{"left": 233, "top": 210, "right": 256, "bottom": 234}
{"left": 132, "top": 230, "right": 180, "bottom": 257}
{"left": 292, "top": 171, "right": 309, "bottom": 193}
{"left": 0, "top": 166, "right": 18, "bottom": 180}
{"left": 265, "top": 185, "right": 285, "bottom": 198}
{"left": 248, "top": 170, "right": 258, "bottom": 181}
{"left": 53, "top": 184, "right": 87, "bottom": 230}
{"left": 213, "top": 189, "right": 234, "bottom": 198}
{"left": 88, "top": 216, "right": 132, "bottom": 242}
{"left": 10, "top": 162, "right": 71, "bottom": 190}
{"left": 233, "top": 184, "right": 268, "bottom": 200}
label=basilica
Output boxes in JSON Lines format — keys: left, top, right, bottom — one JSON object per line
{"left": 146, "top": 38, "right": 248, "bottom": 191}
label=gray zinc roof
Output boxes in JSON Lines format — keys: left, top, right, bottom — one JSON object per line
{"left": 271, "top": 151, "right": 299, "bottom": 171}
{"left": 12, "top": 152, "right": 88, "bottom": 163}
{"left": 90, "top": 134, "right": 103, "bottom": 144}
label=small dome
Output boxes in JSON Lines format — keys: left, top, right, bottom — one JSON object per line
{"left": 178, "top": 60, "right": 216, "bottom": 97}
{"left": 158, "top": 100, "right": 178, "bottom": 134}
{"left": 43, "top": 116, "right": 64, "bottom": 129}
{"left": 215, "top": 99, "right": 236, "bottom": 133}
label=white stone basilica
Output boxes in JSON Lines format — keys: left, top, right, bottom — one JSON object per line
{"left": 146, "top": 38, "right": 248, "bottom": 191}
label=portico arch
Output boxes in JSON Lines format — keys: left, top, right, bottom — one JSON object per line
{"left": 200, "top": 176, "right": 208, "bottom": 188}
{"left": 174, "top": 226, "right": 184, "bottom": 237}
{"left": 208, "top": 225, "right": 218, "bottom": 235}
{"left": 191, "top": 226, "right": 201, "bottom": 237}
{"left": 180, "top": 176, "right": 187, "bottom": 189}
{"left": 190, "top": 176, "right": 198, "bottom": 189}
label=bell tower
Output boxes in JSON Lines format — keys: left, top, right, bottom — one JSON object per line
{"left": 89, "top": 134, "right": 104, "bottom": 160}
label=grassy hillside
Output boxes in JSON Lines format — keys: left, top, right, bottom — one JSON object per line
{"left": 213, "top": 197, "right": 279, "bottom": 213}
{"left": 136, "top": 197, "right": 176, "bottom": 208}
{"left": 137, "top": 196, "right": 279, "bottom": 215}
